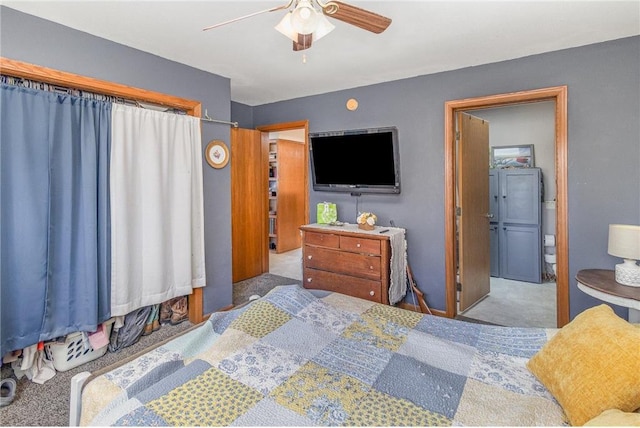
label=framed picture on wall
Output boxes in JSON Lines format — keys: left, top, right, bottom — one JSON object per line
{"left": 491, "top": 144, "right": 535, "bottom": 168}
{"left": 205, "top": 140, "right": 230, "bottom": 169}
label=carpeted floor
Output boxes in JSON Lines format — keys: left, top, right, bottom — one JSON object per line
{"left": 232, "top": 273, "right": 302, "bottom": 306}
{"left": 0, "top": 321, "right": 194, "bottom": 427}
{"left": 455, "top": 314, "right": 501, "bottom": 325}
{"left": 459, "top": 277, "right": 557, "bottom": 328}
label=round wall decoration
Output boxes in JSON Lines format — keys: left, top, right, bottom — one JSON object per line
{"left": 205, "top": 140, "right": 229, "bottom": 169}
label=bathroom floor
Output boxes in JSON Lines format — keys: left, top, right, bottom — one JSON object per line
{"left": 459, "top": 277, "right": 557, "bottom": 328}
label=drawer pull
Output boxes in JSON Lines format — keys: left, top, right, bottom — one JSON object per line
{"left": 307, "top": 255, "right": 313, "bottom": 260}
{"left": 307, "top": 277, "right": 313, "bottom": 283}
{"left": 370, "top": 266, "right": 374, "bottom": 270}
{"left": 356, "top": 243, "right": 361, "bottom": 248}
{"left": 369, "top": 291, "right": 375, "bottom": 296}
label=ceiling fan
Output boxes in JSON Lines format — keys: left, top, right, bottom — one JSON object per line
{"left": 203, "top": 0, "right": 392, "bottom": 51}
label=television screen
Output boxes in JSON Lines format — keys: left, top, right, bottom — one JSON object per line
{"left": 309, "top": 126, "right": 400, "bottom": 194}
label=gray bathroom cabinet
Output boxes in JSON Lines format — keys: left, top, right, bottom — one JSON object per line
{"left": 489, "top": 168, "right": 542, "bottom": 283}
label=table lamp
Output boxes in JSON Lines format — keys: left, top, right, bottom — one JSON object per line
{"left": 608, "top": 224, "right": 640, "bottom": 287}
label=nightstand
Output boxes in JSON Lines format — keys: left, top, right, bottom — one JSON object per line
{"left": 576, "top": 269, "right": 640, "bottom": 323}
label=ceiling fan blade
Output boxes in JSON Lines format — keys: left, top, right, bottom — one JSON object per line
{"left": 202, "top": 1, "right": 293, "bottom": 31}
{"left": 323, "top": 1, "right": 391, "bottom": 34}
{"left": 293, "top": 33, "right": 313, "bottom": 51}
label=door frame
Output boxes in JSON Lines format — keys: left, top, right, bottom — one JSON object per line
{"left": 444, "top": 86, "right": 569, "bottom": 327}
{"left": 256, "top": 120, "right": 310, "bottom": 271}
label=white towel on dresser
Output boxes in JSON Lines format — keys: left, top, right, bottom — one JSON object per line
{"left": 387, "top": 228, "right": 407, "bottom": 304}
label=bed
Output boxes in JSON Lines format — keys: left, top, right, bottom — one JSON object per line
{"left": 70, "top": 284, "right": 577, "bottom": 426}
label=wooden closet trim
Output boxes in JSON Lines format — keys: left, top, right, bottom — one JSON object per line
{"left": 0, "top": 57, "right": 205, "bottom": 325}
{"left": 0, "top": 57, "right": 201, "bottom": 112}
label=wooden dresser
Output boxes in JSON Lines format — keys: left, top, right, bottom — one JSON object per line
{"left": 300, "top": 224, "right": 391, "bottom": 304}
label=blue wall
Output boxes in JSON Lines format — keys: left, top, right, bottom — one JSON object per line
{"left": 231, "top": 101, "right": 254, "bottom": 129}
{"left": 1, "top": 7, "right": 234, "bottom": 314}
{"left": 250, "top": 36, "right": 640, "bottom": 320}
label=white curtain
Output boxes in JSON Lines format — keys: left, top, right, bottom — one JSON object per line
{"left": 110, "top": 104, "right": 205, "bottom": 317}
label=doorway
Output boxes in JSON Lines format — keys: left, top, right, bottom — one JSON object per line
{"left": 459, "top": 102, "right": 557, "bottom": 327}
{"left": 260, "top": 125, "right": 307, "bottom": 282}
{"left": 444, "top": 86, "right": 569, "bottom": 327}
{"left": 230, "top": 120, "right": 309, "bottom": 284}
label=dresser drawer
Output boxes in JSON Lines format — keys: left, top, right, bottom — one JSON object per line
{"left": 303, "top": 268, "right": 383, "bottom": 303}
{"left": 300, "top": 224, "right": 392, "bottom": 305}
{"left": 304, "top": 246, "right": 381, "bottom": 280}
{"left": 340, "top": 236, "right": 381, "bottom": 255}
{"left": 304, "top": 231, "right": 340, "bottom": 248}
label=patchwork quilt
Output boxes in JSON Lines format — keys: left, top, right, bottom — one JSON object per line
{"left": 80, "top": 285, "right": 566, "bottom": 426}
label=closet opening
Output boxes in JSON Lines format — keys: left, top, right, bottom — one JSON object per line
{"left": 0, "top": 57, "right": 206, "bottom": 325}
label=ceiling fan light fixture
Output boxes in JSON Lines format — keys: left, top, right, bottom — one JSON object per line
{"left": 313, "top": 13, "right": 335, "bottom": 41}
{"left": 276, "top": 2, "right": 334, "bottom": 46}
{"left": 275, "top": 12, "right": 298, "bottom": 42}
{"left": 291, "top": 0, "right": 319, "bottom": 34}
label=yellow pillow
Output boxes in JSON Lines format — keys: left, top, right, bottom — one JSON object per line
{"left": 527, "top": 304, "right": 640, "bottom": 426}
{"left": 583, "top": 409, "right": 640, "bottom": 426}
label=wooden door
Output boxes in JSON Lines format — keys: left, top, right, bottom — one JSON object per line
{"left": 276, "top": 139, "right": 306, "bottom": 253}
{"left": 457, "top": 112, "right": 490, "bottom": 311}
{"left": 231, "top": 128, "right": 267, "bottom": 282}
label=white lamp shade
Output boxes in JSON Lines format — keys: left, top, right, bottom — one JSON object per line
{"left": 275, "top": 12, "right": 298, "bottom": 42}
{"left": 291, "top": 0, "right": 318, "bottom": 34}
{"left": 313, "top": 13, "right": 335, "bottom": 41}
{"left": 608, "top": 224, "right": 640, "bottom": 259}
{"left": 276, "top": 8, "right": 335, "bottom": 45}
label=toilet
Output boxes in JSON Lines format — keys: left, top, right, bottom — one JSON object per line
{"left": 544, "top": 253, "right": 557, "bottom": 276}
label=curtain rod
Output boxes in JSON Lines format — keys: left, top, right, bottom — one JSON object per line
{"left": 3, "top": 73, "right": 239, "bottom": 128}
{"left": 202, "top": 109, "right": 238, "bottom": 128}
{"left": 1, "top": 74, "right": 189, "bottom": 114}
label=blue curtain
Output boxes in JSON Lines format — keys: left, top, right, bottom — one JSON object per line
{"left": 1, "top": 84, "right": 111, "bottom": 354}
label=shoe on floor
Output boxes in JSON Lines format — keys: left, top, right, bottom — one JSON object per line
{"left": 170, "top": 297, "right": 188, "bottom": 325}
{"left": 0, "top": 378, "right": 17, "bottom": 407}
{"left": 141, "top": 323, "right": 153, "bottom": 336}
{"left": 159, "top": 300, "right": 174, "bottom": 325}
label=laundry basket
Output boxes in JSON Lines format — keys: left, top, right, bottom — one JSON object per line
{"left": 44, "top": 318, "right": 114, "bottom": 372}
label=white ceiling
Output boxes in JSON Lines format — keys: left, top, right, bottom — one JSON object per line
{"left": 4, "top": 1, "right": 639, "bottom": 106}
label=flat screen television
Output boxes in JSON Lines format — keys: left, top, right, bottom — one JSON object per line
{"left": 309, "top": 126, "right": 401, "bottom": 194}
